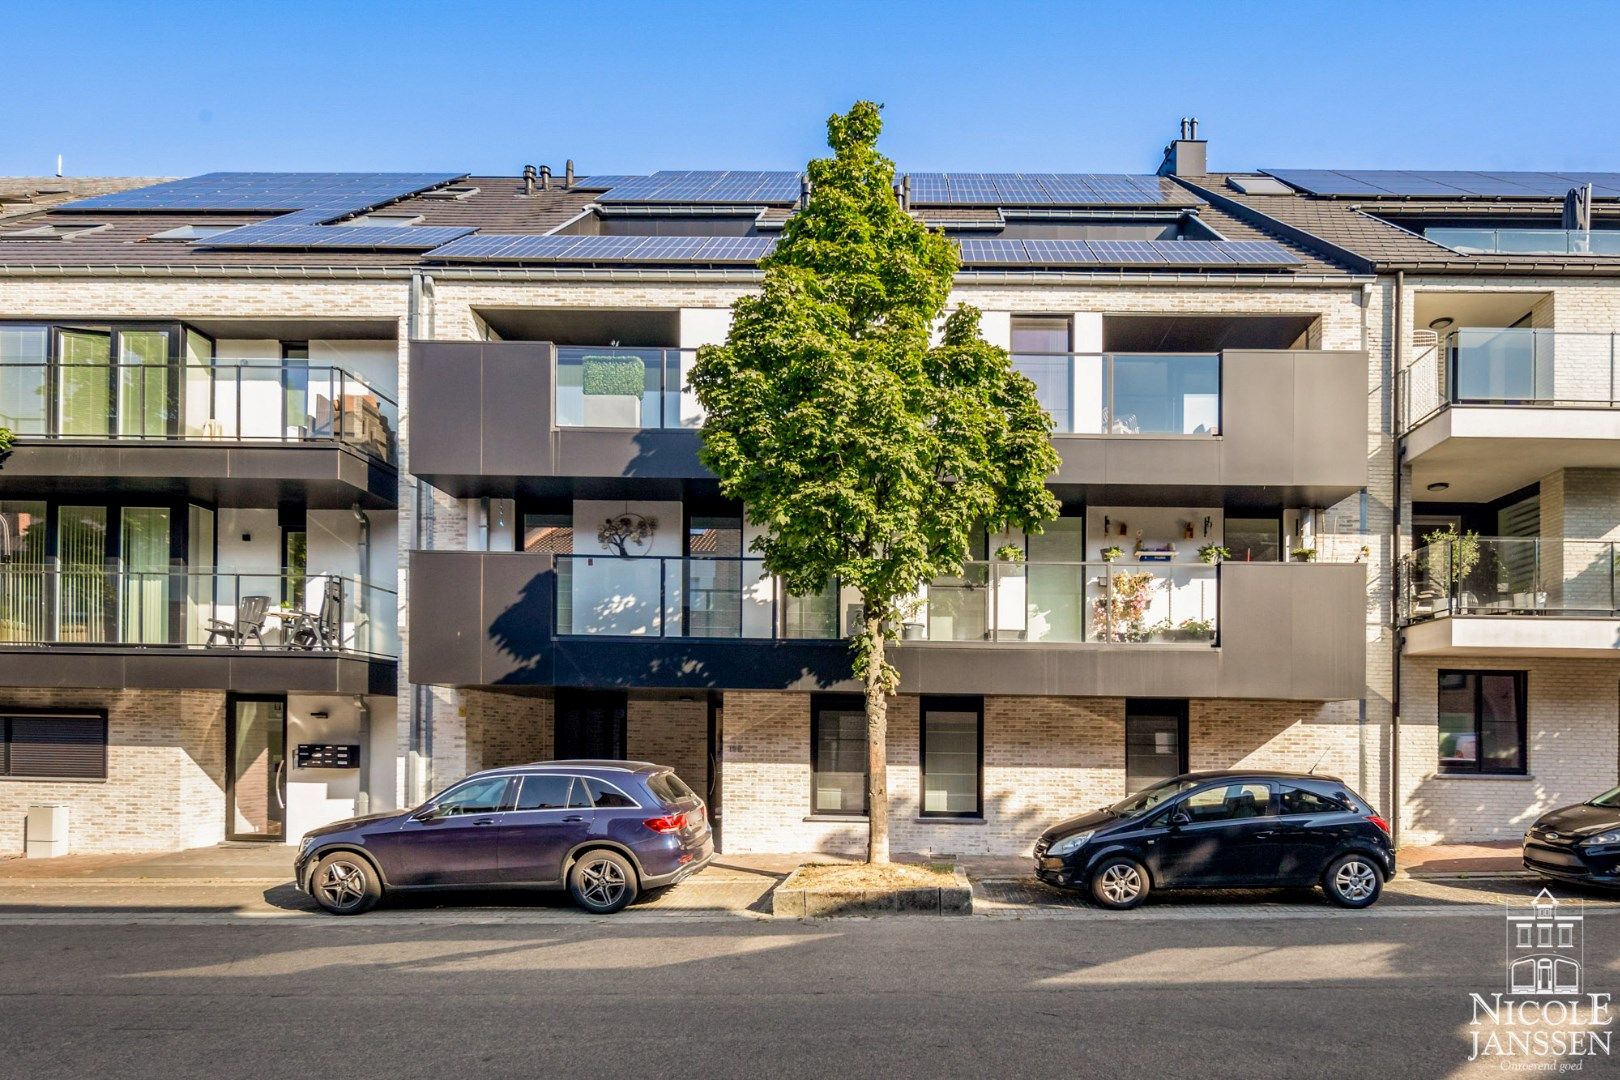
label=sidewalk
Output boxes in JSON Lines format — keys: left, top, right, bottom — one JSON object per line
{"left": 0, "top": 844, "right": 294, "bottom": 884}
{"left": 1393, "top": 840, "right": 1523, "bottom": 878}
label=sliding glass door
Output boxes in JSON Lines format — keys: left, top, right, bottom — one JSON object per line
{"left": 120, "top": 508, "right": 171, "bottom": 643}
{"left": 116, "top": 330, "right": 175, "bottom": 438}
{"left": 55, "top": 329, "right": 112, "bottom": 437}
{"left": 57, "top": 506, "right": 109, "bottom": 642}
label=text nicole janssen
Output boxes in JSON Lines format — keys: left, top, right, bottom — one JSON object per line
{"left": 1468, "top": 995, "right": 1614, "bottom": 1061}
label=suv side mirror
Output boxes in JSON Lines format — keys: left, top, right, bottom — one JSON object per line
{"left": 1169, "top": 811, "right": 1191, "bottom": 828}
{"left": 411, "top": 804, "right": 442, "bottom": 822}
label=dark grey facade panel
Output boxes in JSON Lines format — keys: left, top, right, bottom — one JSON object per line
{"left": 0, "top": 650, "right": 395, "bottom": 695}
{"left": 408, "top": 552, "right": 1365, "bottom": 702}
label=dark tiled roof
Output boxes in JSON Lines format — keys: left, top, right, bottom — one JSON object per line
{"left": 0, "top": 177, "right": 170, "bottom": 223}
{"left": 1179, "top": 173, "right": 1620, "bottom": 275}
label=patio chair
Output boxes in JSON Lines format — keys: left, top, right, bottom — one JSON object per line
{"left": 280, "top": 577, "right": 344, "bottom": 651}
{"left": 204, "top": 594, "right": 270, "bottom": 648}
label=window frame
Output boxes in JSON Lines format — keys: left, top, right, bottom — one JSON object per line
{"left": 919, "top": 695, "right": 984, "bottom": 820}
{"left": 809, "top": 693, "right": 868, "bottom": 817}
{"left": 0, "top": 709, "right": 109, "bottom": 781}
{"left": 1437, "top": 669, "right": 1528, "bottom": 775}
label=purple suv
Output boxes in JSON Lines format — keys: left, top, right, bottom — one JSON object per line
{"left": 294, "top": 760, "right": 713, "bottom": 914}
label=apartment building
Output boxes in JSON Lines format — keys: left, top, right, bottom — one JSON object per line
{"left": 0, "top": 131, "right": 1611, "bottom": 858}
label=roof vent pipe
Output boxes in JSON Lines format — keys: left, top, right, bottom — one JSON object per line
{"left": 798, "top": 174, "right": 810, "bottom": 209}
{"left": 1158, "top": 119, "right": 1207, "bottom": 178}
{"left": 565, "top": 160, "right": 575, "bottom": 188}
{"left": 539, "top": 165, "right": 551, "bottom": 191}
{"left": 900, "top": 174, "right": 911, "bottom": 211}
{"left": 522, "top": 164, "right": 537, "bottom": 196}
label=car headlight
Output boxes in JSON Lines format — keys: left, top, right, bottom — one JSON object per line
{"left": 297, "top": 835, "right": 316, "bottom": 856}
{"left": 1046, "top": 831, "right": 1094, "bottom": 858}
{"left": 1584, "top": 831, "right": 1620, "bottom": 846}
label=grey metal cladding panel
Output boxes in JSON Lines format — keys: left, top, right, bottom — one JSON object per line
{"left": 553, "top": 429, "right": 706, "bottom": 479}
{"left": 408, "top": 342, "right": 485, "bottom": 478}
{"left": 1216, "top": 563, "right": 1364, "bottom": 700}
{"left": 479, "top": 555, "right": 556, "bottom": 685}
{"left": 408, "top": 552, "right": 492, "bottom": 685}
{"left": 1289, "top": 350, "right": 1369, "bottom": 489}
{"left": 480, "top": 344, "right": 555, "bottom": 476}
{"left": 893, "top": 644, "right": 1218, "bottom": 698}
{"left": 1101, "top": 438, "right": 1222, "bottom": 486}
{"left": 1220, "top": 351, "right": 1299, "bottom": 485}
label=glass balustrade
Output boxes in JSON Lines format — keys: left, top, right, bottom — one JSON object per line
{"left": 1010, "top": 353, "right": 1220, "bottom": 435}
{"left": 1401, "top": 537, "right": 1620, "bottom": 621}
{"left": 554, "top": 347, "right": 702, "bottom": 429}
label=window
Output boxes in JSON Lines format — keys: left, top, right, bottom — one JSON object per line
{"left": 1125, "top": 700, "right": 1187, "bottom": 795}
{"left": 1517, "top": 924, "right": 1533, "bottom": 948}
{"left": 432, "top": 776, "right": 512, "bottom": 815}
{"left": 522, "top": 513, "right": 572, "bottom": 554}
{"left": 921, "top": 696, "right": 982, "bottom": 817}
{"left": 811, "top": 695, "right": 867, "bottom": 815}
{"left": 1011, "top": 317, "right": 1074, "bottom": 432}
{"left": 584, "top": 777, "right": 638, "bottom": 808}
{"left": 1559, "top": 924, "right": 1574, "bottom": 948}
{"left": 1224, "top": 518, "right": 1281, "bottom": 563}
{"left": 0, "top": 712, "right": 107, "bottom": 779}
{"left": 1279, "top": 784, "right": 1347, "bottom": 816}
{"left": 1181, "top": 783, "right": 1272, "bottom": 823}
{"left": 1438, "top": 671, "right": 1527, "bottom": 774}
{"left": 646, "top": 771, "right": 696, "bottom": 806}
{"left": 514, "top": 774, "right": 574, "bottom": 811}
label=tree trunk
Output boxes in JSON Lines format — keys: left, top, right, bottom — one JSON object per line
{"left": 864, "top": 613, "right": 889, "bottom": 864}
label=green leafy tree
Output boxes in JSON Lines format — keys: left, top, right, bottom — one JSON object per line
{"left": 690, "top": 101, "right": 1060, "bottom": 862}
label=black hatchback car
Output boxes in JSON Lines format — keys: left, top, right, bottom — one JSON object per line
{"left": 294, "top": 761, "right": 713, "bottom": 915}
{"left": 1035, "top": 770, "right": 1395, "bottom": 909}
{"left": 1523, "top": 784, "right": 1620, "bottom": 889}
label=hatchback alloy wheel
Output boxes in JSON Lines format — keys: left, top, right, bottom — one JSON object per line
{"left": 1098, "top": 863, "right": 1143, "bottom": 905}
{"left": 1333, "top": 859, "right": 1378, "bottom": 902}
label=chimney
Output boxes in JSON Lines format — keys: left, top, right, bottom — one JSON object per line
{"left": 522, "top": 164, "right": 537, "bottom": 196}
{"left": 1157, "top": 117, "right": 1207, "bottom": 178}
{"left": 798, "top": 174, "right": 810, "bottom": 209}
{"left": 539, "top": 165, "right": 552, "bottom": 191}
{"left": 564, "top": 159, "right": 575, "bottom": 188}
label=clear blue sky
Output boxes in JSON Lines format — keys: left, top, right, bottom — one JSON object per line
{"left": 6, "top": 0, "right": 1620, "bottom": 178}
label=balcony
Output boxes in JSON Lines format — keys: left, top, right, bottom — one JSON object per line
{"left": 409, "top": 342, "right": 1367, "bottom": 503}
{"left": 409, "top": 551, "right": 1364, "bottom": 701}
{"left": 0, "top": 362, "right": 399, "bottom": 507}
{"left": 1427, "top": 228, "right": 1620, "bottom": 257}
{"left": 0, "top": 567, "right": 396, "bottom": 692}
{"left": 1400, "top": 536, "right": 1620, "bottom": 657}
{"left": 1401, "top": 328, "right": 1620, "bottom": 502}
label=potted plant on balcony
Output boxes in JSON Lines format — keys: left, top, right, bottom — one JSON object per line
{"left": 1419, "top": 523, "right": 1480, "bottom": 586}
{"left": 1091, "top": 569, "right": 1156, "bottom": 642}
{"left": 1197, "top": 543, "right": 1230, "bottom": 565}
{"left": 1290, "top": 546, "right": 1317, "bottom": 563}
{"left": 581, "top": 355, "right": 646, "bottom": 427}
{"left": 1101, "top": 545, "right": 1124, "bottom": 563}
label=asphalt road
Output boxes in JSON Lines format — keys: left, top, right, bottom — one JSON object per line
{"left": 2, "top": 903, "right": 1615, "bottom": 1080}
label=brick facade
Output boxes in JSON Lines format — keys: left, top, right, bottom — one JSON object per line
{"left": 0, "top": 689, "right": 227, "bottom": 856}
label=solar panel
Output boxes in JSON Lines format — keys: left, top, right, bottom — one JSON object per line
{"left": 60, "top": 172, "right": 466, "bottom": 217}
{"left": 906, "top": 173, "right": 1197, "bottom": 208}
{"left": 424, "top": 233, "right": 778, "bottom": 263}
{"left": 197, "top": 223, "right": 475, "bottom": 251}
{"left": 597, "top": 171, "right": 801, "bottom": 205}
{"left": 955, "top": 238, "right": 1300, "bottom": 269}
{"left": 1262, "top": 169, "right": 1620, "bottom": 199}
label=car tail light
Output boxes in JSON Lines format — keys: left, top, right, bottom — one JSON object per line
{"left": 1366, "top": 814, "right": 1390, "bottom": 835}
{"left": 643, "top": 812, "right": 687, "bottom": 833}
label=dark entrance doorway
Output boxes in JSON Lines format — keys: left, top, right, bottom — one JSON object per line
{"left": 226, "top": 693, "right": 287, "bottom": 841}
{"left": 555, "top": 689, "right": 627, "bottom": 759}
{"left": 1125, "top": 699, "right": 1189, "bottom": 795}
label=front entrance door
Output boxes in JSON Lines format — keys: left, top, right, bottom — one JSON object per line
{"left": 555, "top": 689, "right": 627, "bottom": 759}
{"left": 227, "top": 694, "right": 286, "bottom": 841}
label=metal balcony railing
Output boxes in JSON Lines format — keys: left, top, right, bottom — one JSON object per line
{"left": 1399, "top": 536, "right": 1620, "bottom": 622}
{"left": 553, "top": 555, "right": 1220, "bottom": 644}
{"left": 1400, "top": 328, "right": 1620, "bottom": 431}
{"left": 0, "top": 362, "right": 398, "bottom": 463}
{"left": 1009, "top": 352, "right": 1221, "bottom": 436}
{"left": 0, "top": 567, "right": 398, "bottom": 657}
{"left": 1427, "top": 227, "right": 1620, "bottom": 257}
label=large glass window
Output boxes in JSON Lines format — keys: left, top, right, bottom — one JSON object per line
{"left": 120, "top": 507, "right": 171, "bottom": 644}
{"left": 1011, "top": 317, "right": 1073, "bottom": 432}
{"left": 921, "top": 697, "right": 981, "bottom": 817}
{"left": 1224, "top": 517, "right": 1281, "bottom": 563}
{"left": 58, "top": 506, "right": 108, "bottom": 643}
{"left": 1110, "top": 353, "right": 1219, "bottom": 435}
{"left": 56, "top": 328, "right": 112, "bottom": 437}
{"left": 686, "top": 515, "right": 743, "bottom": 637}
{"left": 116, "top": 329, "right": 173, "bottom": 438}
{"left": 0, "top": 325, "right": 48, "bottom": 434}
{"left": 811, "top": 695, "right": 868, "bottom": 815}
{"left": 1438, "top": 670, "right": 1527, "bottom": 774}
{"left": 522, "top": 513, "right": 572, "bottom": 554}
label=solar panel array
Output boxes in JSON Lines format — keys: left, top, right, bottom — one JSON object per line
{"left": 60, "top": 172, "right": 467, "bottom": 216}
{"left": 1261, "top": 169, "right": 1620, "bottom": 199}
{"left": 956, "top": 238, "right": 1301, "bottom": 269}
{"left": 197, "top": 223, "right": 475, "bottom": 251}
{"left": 906, "top": 173, "right": 1199, "bottom": 208}
{"left": 424, "top": 233, "right": 779, "bottom": 264}
{"left": 596, "top": 171, "right": 802, "bottom": 205}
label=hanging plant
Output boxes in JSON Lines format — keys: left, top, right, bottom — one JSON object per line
{"left": 598, "top": 513, "right": 658, "bottom": 555}
{"left": 993, "top": 544, "right": 1025, "bottom": 563}
{"left": 1197, "top": 543, "right": 1230, "bottom": 565}
{"left": 1101, "top": 545, "right": 1124, "bottom": 563}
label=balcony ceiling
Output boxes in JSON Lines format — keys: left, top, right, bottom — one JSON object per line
{"left": 1404, "top": 616, "right": 1620, "bottom": 658}
{"left": 1407, "top": 408, "right": 1620, "bottom": 504}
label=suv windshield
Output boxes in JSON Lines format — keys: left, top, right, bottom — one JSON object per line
{"left": 1111, "top": 778, "right": 1200, "bottom": 817}
{"left": 1589, "top": 786, "right": 1620, "bottom": 808}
